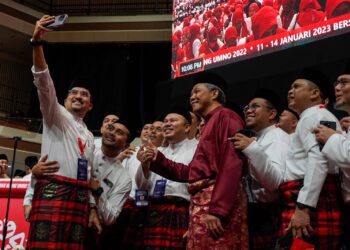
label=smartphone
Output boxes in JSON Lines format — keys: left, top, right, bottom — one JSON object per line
{"left": 45, "top": 14, "right": 68, "bottom": 28}
{"left": 319, "top": 120, "right": 337, "bottom": 150}
{"left": 320, "top": 120, "right": 336, "bottom": 130}
{"left": 237, "top": 129, "right": 256, "bottom": 138}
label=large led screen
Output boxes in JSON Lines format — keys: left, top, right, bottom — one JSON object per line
{"left": 172, "top": 0, "right": 350, "bottom": 78}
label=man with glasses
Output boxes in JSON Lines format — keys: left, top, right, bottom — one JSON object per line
{"left": 27, "top": 15, "right": 99, "bottom": 249}
{"left": 314, "top": 63, "right": 350, "bottom": 249}
{"left": 232, "top": 89, "right": 289, "bottom": 250}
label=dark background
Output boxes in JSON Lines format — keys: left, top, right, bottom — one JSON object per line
{"left": 28, "top": 32, "right": 350, "bottom": 137}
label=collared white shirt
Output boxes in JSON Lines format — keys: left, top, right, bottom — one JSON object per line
{"left": 32, "top": 67, "right": 95, "bottom": 180}
{"left": 243, "top": 125, "right": 290, "bottom": 203}
{"left": 284, "top": 105, "right": 341, "bottom": 207}
{"left": 122, "top": 146, "right": 147, "bottom": 199}
{"left": 26, "top": 67, "right": 95, "bottom": 206}
{"left": 93, "top": 149, "right": 131, "bottom": 225}
{"left": 322, "top": 128, "right": 350, "bottom": 203}
{"left": 136, "top": 138, "right": 197, "bottom": 201}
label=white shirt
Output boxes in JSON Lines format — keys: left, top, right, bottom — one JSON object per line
{"left": 93, "top": 149, "right": 131, "bottom": 225}
{"left": 322, "top": 129, "right": 350, "bottom": 203}
{"left": 23, "top": 174, "right": 33, "bottom": 206}
{"left": 243, "top": 125, "right": 290, "bottom": 203}
{"left": 122, "top": 146, "right": 147, "bottom": 199}
{"left": 136, "top": 138, "right": 197, "bottom": 201}
{"left": 284, "top": 105, "right": 341, "bottom": 207}
{"left": 32, "top": 67, "right": 95, "bottom": 180}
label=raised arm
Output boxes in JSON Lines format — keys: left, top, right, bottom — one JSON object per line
{"left": 32, "top": 16, "right": 54, "bottom": 71}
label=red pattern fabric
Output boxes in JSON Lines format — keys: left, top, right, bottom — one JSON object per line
{"left": 143, "top": 197, "right": 189, "bottom": 250}
{"left": 279, "top": 175, "right": 342, "bottom": 249}
{"left": 186, "top": 182, "right": 248, "bottom": 250}
{"left": 26, "top": 175, "right": 89, "bottom": 250}
{"left": 99, "top": 198, "right": 147, "bottom": 250}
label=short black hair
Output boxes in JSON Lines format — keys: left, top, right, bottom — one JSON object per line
{"left": 25, "top": 156, "right": 38, "bottom": 169}
{"left": 0, "top": 154, "right": 8, "bottom": 161}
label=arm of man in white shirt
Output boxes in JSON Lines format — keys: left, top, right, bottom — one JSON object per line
{"left": 297, "top": 117, "right": 329, "bottom": 208}
{"left": 322, "top": 133, "right": 350, "bottom": 168}
{"left": 243, "top": 138, "right": 288, "bottom": 191}
{"left": 97, "top": 173, "right": 132, "bottom": 225}
{"left": 32, "top": 16, "right": 64, "bottom": 128}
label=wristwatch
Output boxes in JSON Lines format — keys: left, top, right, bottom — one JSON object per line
{"left": 296, "top": 202, "right": 312, "bottom": 210}
{"left": 30, "top": 38, "right": 45, "bottom": 46}
{"left": 92, "top": 187, "right": 104, "bottom": 197}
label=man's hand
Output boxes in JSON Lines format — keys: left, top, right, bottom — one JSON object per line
{"left": 286, "top": 207, "right": 314, "bottom": 238}
{"left": 89, "top": 177, "right": 100, "bottom": 191}
{"left": 229, "top": 133, "right": 256, "bottom": 151}
{"left": 313, "top": 125, "right": 337, "bottom": 144}
{"left": 340, "top": 117, "right": 350, "bottom": 132}
{"left": 32, "top": 155, "right": 59, "bottom": 178}
{"left": 116, "top": 147, "right": 136, "bottom": 162}
{"left": 32, "top": 15, "right": 54, "bottom": 41}
{"left": 203, "top": 214, "right": 225, "bottom": 240}
{"left": 137, "top": 142, "right": 158, "bottom": 163}
{"left": 89, "top": 208, "right": 102, "bottom": 234}
{"left": 24, "top": 205, "right": 32, "bottom": 222}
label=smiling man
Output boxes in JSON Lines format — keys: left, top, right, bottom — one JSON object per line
{"left": 87, "top": 118, "right": 132, "bottom": 250}
{"left": 137, "top": 107, "right": 197, "bottom": 249}
{"left": 232, "top": 89, "right": 289, "bottom": 250}
{"left": 280, "top": 68, "right": 342, "bottom": 249}
{"left": 314, "top": 64, "right": 350, "bottom": 249}
{"left": 139, "top": 72, "right": 248, "bottom": 249}
{"left": 27, "top": 15, "right": 99, "bottom": 250}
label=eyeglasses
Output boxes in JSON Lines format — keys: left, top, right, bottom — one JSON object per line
{"left": 334, "top": 78, "right": 350, "bottom": 87}
{"left": 243, "top": 103, "right": 271, "bottom": 114}
{"left": 68, "top": 89, "right": 90, "bottom": 98}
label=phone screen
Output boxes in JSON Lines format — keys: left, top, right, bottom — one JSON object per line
{"left": 320, "top": 120, "right": 336, "bottom": 130}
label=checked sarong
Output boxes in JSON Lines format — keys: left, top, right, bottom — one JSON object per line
{"left": 26, "top": 175, "right": 89, "bottom": 250}
{"left": 279, "top": 175, "right": 342, "bottom": 250}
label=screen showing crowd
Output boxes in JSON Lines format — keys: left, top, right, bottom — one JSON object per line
{"left": 172, "top": 0, "right": 350, "bottom": 78}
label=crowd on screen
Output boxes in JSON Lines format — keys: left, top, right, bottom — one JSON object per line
{"left": 2, "top": 13, "right": 350, "bottom": 250}
{"left": 171, "top": 0, "right": 350, "bottom": 74}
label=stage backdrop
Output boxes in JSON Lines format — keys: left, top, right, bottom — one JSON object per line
{"left": 0, "top": 180, "right": 30, "bottom": 250}
{"left": 172, "top": 0, "right": 350, "bottom": 78}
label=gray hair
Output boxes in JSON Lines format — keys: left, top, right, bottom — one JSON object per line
{"left": 203, "top": 83, "right": 226, "bottom": 105}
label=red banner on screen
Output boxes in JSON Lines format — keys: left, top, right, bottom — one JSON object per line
{"left": 0, "top": 180, "right": 30, "bottom": 249}
{"left": 172, "top": 0, "right": 350, "bottom": 78}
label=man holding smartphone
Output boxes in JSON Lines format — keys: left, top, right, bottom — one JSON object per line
{"left": 280, "top": 68, "right": 342, "bottom": 249}
{"left": 232, "top": 88, "right": 290, "bottom": 250}
{"left": 314, "top": 63, "right": 350, "bottom": 249}
{"left": 27, "top": 15, "right": 100, "bottom": 250}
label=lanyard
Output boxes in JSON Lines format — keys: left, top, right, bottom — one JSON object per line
{"left": 78, "top": 137, "right": 87, "bottom": 157}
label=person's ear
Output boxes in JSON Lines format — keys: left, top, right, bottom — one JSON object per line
{"left": 211, "top": 89, "right": 219, "bottom": 101}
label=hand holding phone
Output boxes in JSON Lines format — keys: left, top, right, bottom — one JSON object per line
{"left": 320, "top": 120, "right": 336, "bottom": 130}
{"left": 318, "top": 120, "right": 337, "bottom": 150}
{"left": 45, "top": 14, "right": 68, "bottom": 29}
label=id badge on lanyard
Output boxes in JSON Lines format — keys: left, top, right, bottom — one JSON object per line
{"left": 153, "top": 179, "right": 167, "bottom": 199}
{"left": 135, "top": 190, "right": 149, "bottom": 207}
{"left": 77, "top": 137, "right": 88, "bottom": 181}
